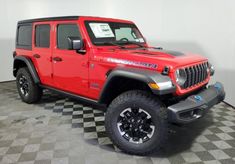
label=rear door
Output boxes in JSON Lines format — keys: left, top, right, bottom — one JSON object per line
{"left": 32, "top": 22, "right": 53, "bottom": 86}
{"left": 52, "top": 21, "right": 89, "bottom": 96}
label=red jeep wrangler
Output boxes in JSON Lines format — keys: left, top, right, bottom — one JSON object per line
{"left": 13, "top": 16, "right": 225, "bottom": 155}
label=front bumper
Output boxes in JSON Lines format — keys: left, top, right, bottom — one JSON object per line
{"left": 168, "top": 82, "right": 225, "bottom": 124}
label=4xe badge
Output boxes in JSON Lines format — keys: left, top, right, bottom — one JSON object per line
{"left": 194, "top": 95, "right": 203, "bottom": 102}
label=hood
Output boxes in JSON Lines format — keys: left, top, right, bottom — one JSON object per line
{"left": 94, "top": 47, "right": 208, "bottom": 72}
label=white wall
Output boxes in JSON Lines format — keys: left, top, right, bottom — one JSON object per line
{"left": 0, "top": 0, "right": 234, "bottom": 105}
{"left": 0, "top": 0, "right": 97, "bottom": 82}
{"left": 92, "top": 0, "right": 235, "bottom": 106}
{"left": 160, "top": 0, "right": 235, "bottom": 106}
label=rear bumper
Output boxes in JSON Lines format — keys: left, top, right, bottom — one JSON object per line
{"left": 168, "top": 82, "right": 225, "bottom": 124}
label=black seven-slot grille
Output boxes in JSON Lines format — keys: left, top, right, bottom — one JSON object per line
{"left": 182, "top": 62, "right": 209, "bottom": 89}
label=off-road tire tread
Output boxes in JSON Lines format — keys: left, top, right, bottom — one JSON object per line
{"left": 105, "top": 90, "right": 168, "bottom": 155}
{"left": 16, "top": 67, "right": 42, "bottom": 103}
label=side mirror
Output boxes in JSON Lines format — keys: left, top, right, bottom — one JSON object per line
{"left": 68, "top": 37, "right": 86, "bottom": 53}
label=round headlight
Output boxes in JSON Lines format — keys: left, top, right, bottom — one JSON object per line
{"left": 175, "top": 69, "right": 187, "bottom": 86}
{"left": 208, "top": 62, "right": 215, "bottom": 76}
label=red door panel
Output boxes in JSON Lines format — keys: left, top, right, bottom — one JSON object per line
{"left": 32, "top": 22, "right": 53, "bottom": 86}
{"left": 52, "top": 21, "right": 89, "bottom": 96}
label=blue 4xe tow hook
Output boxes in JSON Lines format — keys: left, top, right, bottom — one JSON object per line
{"left": 194, "top": 95, "right": 203, "bottom": 102}
{"left": 214, "top": 82, "right": 222, "bottom": 91}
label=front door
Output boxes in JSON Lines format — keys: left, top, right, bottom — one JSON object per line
{"left": 52, "top": 22, "right": 89, "bottom": 96}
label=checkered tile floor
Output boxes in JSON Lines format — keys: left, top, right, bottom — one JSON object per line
{"left": 0, "top": 81, "right": 235, "bottom": 164}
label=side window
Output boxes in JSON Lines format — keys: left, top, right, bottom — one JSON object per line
{"left": 17, "top": 24, "right": 32, "bottom": 49}
{"left": 35, "top": 24, "right": 50, "bottom": 48}
{"left": 57, "top": 24, "right": 81, "bottom": 49}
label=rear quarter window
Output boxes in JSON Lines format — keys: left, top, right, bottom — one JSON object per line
{"left": 16, "top": 24, "right": 32, "bottom": 50}
{"left": 35, "top": 24, "right": 50, "bottom": 48}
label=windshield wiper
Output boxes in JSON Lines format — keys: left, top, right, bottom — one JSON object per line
{"left": 94, "top": 41, "right": 126, "bottom": 49}
{"left": 94, "top": 41, "right": 146, "bottom": 49}
{"left": 119, "top": 41, "right": 145, "bottom": 48}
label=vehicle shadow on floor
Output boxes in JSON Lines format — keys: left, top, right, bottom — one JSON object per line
{"left": 36, "top": 90, "right": 215, "bottom": 157}
{"left": 38, "top": 89, "right": 106, "bottom": 109}
{"left": 149, "top": 115, "right": 214, "bottom": 157}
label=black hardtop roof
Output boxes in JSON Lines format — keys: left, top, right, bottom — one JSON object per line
{"left": 18, "top": 16, "right": 79, "bottom": 24}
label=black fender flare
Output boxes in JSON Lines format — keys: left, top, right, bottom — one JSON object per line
{"left": 13, "top": 56, "right": 40, "bottom": 84}
{"left": 98, "top": 67, "right": 176, "bottom": 103}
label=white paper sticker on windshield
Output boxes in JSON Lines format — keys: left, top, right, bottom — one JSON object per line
{"left": 138, "top": 38, "right": 145, "bottom": 43}
{"left": 135, "top": 38, "right": 145, "bottom": 43}
{"left": 89, "top": 23, "right": 114, "bottom": 38}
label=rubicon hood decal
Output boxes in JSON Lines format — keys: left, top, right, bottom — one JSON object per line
{"left": 158, "top": 49, "right": 185, "bottom": 56}
{"left": 133, "top": 48, "right": 185, "bottom": 57}
{"left": 106, "top": 58, "right": 157, "bottom": 69}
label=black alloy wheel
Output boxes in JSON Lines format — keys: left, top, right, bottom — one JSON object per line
{"left": 18, "top": 75, "right": 30, "bottom": 97}
{"left": 16, "top": 67, "right": 42, "bottom": 103}
{"left": 117, "top": 107, "right": 155, "bottom": 144}
{"left": 105, "top": 90, "right": 168, "bottom": 155}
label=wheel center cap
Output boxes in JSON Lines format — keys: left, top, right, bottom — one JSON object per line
{"left": 117, "top": 108, "right": 155, "bottom": 144}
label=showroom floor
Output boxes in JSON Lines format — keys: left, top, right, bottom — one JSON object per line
{"left": 0, "top": 81, "right": 235, "bottom": 164}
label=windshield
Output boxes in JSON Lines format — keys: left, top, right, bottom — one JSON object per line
{"left": 85, "top": 21, "right": 146, "bottom": 47}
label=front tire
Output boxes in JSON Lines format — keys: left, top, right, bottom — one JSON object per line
{"left": 105, "top": 90, "right": 168, "bottom": 155}
{"left": 16, "top": 67, "right": 42, "bottom": 103}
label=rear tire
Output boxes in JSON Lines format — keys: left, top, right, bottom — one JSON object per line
{"left": 16, "top": 67, "right": 42, "bottom": 103}
{"left": 105, "top": 90, "right": 168, "bottom": 155}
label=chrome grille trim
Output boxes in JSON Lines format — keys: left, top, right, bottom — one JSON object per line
{"left": 182, "top": 62, "right": 209, "bottom": 89}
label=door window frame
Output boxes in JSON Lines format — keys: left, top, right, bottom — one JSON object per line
{"left": 56, "top": 23, "right": 82, "bottom": 50}
{"left": 32, "top": 22, "right": 52, "bottom": 49}
{"left": 35, "top": 24, "right": 51, "bottom": 48}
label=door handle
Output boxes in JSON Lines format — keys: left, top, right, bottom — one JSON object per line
{"left": 33, "top": 54, "right": 41, "bottom": 59}
{"left": 53, "top": 57, "right": 63, "bottom": 62}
